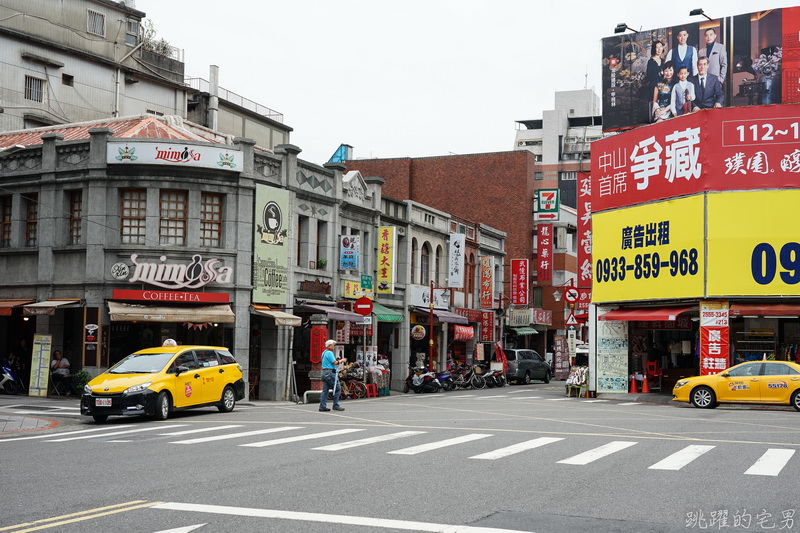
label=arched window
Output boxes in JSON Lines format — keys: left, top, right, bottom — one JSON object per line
{"left": 435, "top": 245, "right": 442, "bottom": 285}
{"left": 411, "top": 238, "right": 418, "bottom": 284}
{"left": 420, "top": 242, "right": 431, "bottom": 285}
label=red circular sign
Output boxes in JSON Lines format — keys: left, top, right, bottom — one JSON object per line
{"left": 564, "top": 288, "right": 579, "bottom": 303}
{"left": 354, "top": 296, "right": 373, "bottom": 316}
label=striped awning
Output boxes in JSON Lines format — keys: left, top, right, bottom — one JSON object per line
{"left": 511, "top": 327, "right": 539, "bottom": 336}
{"left": 372, "top": 302, "right": 403, "bottom": 323}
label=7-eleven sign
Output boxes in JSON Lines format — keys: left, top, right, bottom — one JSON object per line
{"left": 535, "top": 189, "right": 560, "bottom": 221}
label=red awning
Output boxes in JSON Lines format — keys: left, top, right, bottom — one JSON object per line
{"left": 729, "top": 304, "right": 800, "bottom": 317}
{"left": 599, "top": 306, "right": 695, "bottom": 321}
{"left": 0, "top": 299, "right": 34, "bottom": 316}
{"left": 452, "top": 325, "right": 475, "bottom": 341}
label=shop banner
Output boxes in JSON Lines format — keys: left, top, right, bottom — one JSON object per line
{"left": 480, "top": 311, "right": 494, "bottom": 342}
{"left": 536, "top": 224, "right": 553, "bottom": 286}
{"left": 411, "top": 285, "right": 449, "bottom": 309}
{"left": 592, "top": 195, "right": 705, "bottom": 303}
{"left": 342, "top": 280, "right": 374, "bottom": 299}
{"left": 253, "top": 185, "right": 289, "bottom": 305}
{"left": 449, "top": 233, "right": 465, "bottom": 289}
{"left": 593, "top": 102, "right": 800, "bottom": 213}
{"left": 339, "top": 235, "right": 360, "bottom": 271}
{"left": 700, "top": 301, "right": 730, "bottom": 375}
{"left": 479, "top": 256, "right": 494, "bottom": 309}
{"left": 376, "top": 227, "right": 396, "bottom": 294}
{"left": 533, "top": 308, "right": 552, "bottom": 326}
{"left": 454, "top": 307, "right": 482, "bottom": 322}
{"left": 553, "top": 335, "right": 570, "bottom": 380}
{"left": 335, "top": 320, "right": 351, "bottom": 344}
{"left": 508, "top": 308, "right": 531, "bottom": 327}
{"left": 510, "top": 259, "right": 529, "bottom": 305}
{"left": 575, "top": 289, "right": 592, "bottom": 313}
{"left": 107, "top": 141, "right": 243, "bottom": 172}
{"left": 600, "top": 7, "right": 800, "bottom": 131}
{"left": 596, "top": 319, "right": 629, "bottom": 392}
{"left": 577, "top": 172, "right": 593, "bottom": 289}
{"left": 707, "top": 190, "right": 800, "bottom": 296}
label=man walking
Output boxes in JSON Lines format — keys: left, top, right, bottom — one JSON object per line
{"left": 319, "top": 339, "right": 345, "bottom": 412}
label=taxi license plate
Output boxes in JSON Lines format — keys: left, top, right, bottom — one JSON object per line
{"left": 95, "top": 398, "right": 112, "bottom": 407}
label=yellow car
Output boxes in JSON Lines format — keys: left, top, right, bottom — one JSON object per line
{"left": 672, "top": 361, "right": 800, "bottom": 410}
{"left": 81, "top": 345, "right": 245, "bottom": 423}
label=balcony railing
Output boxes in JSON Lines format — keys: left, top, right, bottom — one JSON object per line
{"left": 185, "top": 78, "right": 284, "bottom": 123}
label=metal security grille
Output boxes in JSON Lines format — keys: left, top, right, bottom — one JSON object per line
{"left": 0, "top": 196, "right": 11, "bottom": 247}
{"left": 200, "top": 193, "right": 222, "bottom": 247}
{"left": 121, "top": 189, "right": 146, "bottom": 245}
{"left": 159, "top": 190, "right": 187, "bottom": 246}
{"left": 25, "top": 194, "right": 38, "bottom": 247}
{"left": 24, "top": 76, "right": 44, "bottom": 102}
{"left": 87, "top": 9, "right": 105, "bottom": 36}
{"left": 69, "top": 190, "right": 82, "bottom": 245}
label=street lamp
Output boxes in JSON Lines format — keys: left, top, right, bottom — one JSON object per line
{"left": 614, "top": 23, "right": 637, "bottom": 34}
{"left": 689, "top": 8, "right": 713, "bottom": 21}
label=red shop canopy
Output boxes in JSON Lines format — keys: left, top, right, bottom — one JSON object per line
{"left": 599, "top": 306, "right": 695, "bottom": 321}
{"left": 729, "top": 303, "right": 800, "bottom": 317}
{"left": 0, "top": 299, "right": 34, "bottom": 316}
{"left": 452, "top": 325, "right": 475, "bottom": 341}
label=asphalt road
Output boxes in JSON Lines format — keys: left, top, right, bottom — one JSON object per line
{"left": 1, "top": 384, "right": 799, "bottom": 533}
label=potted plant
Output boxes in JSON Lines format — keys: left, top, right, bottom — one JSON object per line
{"left": 317, "top": 258, "right": 328, "bottom": 269}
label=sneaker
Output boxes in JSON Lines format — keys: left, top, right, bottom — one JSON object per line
{"left": 319, "top": 407, "right": 331, "bottom": 412}
{"left": 333, "top": 407, "right": 345, "bottom": 411}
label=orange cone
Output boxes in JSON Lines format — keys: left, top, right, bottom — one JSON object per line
{"left": 629, "top": 375, "right": 638, "bottom": 393}
{"left": 641, "top": 373, "right": 651, "bottom": 393}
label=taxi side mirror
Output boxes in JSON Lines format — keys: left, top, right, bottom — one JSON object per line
{"left": 175, "top": 365, "right": 189, "bottom": 376}
{"left": 720, "top": 372, "right": 729, "bottom": 377}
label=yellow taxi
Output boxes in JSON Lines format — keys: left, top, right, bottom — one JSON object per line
{"left": 672, "top": 360, "right": 800, "bottom": 410}
{"left": 80, "top": 345, "right": 245, "bottom": 422}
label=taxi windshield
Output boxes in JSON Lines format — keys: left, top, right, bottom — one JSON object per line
{"left": 108, "top": 352, "right": 174, "bottom": 374}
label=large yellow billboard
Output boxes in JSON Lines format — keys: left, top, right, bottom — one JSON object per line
{"left": 707, "top": 190, "right": 800, "bottom": 297}
{"left": 592, "top": 195, "right": 705, "bottom": 303}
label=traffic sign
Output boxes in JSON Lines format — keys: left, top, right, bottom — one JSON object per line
{"left": 354, "top": 296, "right": 373, "bottom": 316}
{"left": 564, "top": 287, "right": 579, "bottom": 303}
{"left": 535, "top": 212, "right": 559, "bottom": 221}
{"left": 566, "top": 312, "right": 578, "bottom": 326}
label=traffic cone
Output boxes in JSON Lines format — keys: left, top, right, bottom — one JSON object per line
{"left": 629, "top": 374, "right": 638, "bottom": 393}
{"left": 641, "top": 373, "right": 651, "bottom": 393}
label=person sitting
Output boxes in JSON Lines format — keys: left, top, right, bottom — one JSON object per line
{"left": 50, "top": 350, "right": 76, "bottom": 396}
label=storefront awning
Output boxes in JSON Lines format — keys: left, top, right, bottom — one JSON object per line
{"left": 23, "top": 299, "right": 82, "bottom": 316}
{"left": 251, "top": 304, "right": 302, "bottom": 326}
{"left": 300, "top": 304, "right": 366, "bottom": 322}
{"left": 729, "top": 303, "right": 800, "bottom": 317}
{"left": 0, "top": 299, "right": 34, "bottom": 316}
{"left": 599, "top": 306, "right": 695, "bottom": 321}
{"left": 452, "top": 325, "right": 475, "bottom": 341}
{"left": 108, "top": 301, "right": 235, "bottom": 323}
{"left": 511, "top": 327, "right": 539, "bottom": 336}
{"left": 372, "top": 302, "right": 403, "bottom": 323}
{"left": 414, "top": 307, "right": 469, "bottom": 325}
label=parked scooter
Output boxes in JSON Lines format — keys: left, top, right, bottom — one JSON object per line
{"left": 0, "top": 360, "right": 23, "bottom": 395}
{"left": 435, "top": 369, "right": 455, "bottom": 391}
{"left": 403, "top": 366, "right": 441, "bottom": 393}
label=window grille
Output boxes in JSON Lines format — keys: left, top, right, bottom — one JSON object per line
{"left": 25, "top": 194, "right": 38, "bottom": 247}
{"left": 200, "top": 193, "right": 222, "bottom": 247}
{"left": 159, "top": 191, "right": 187, "bottom": 246}
{"left": 87, "top": 10, "right": 105, "bottom": 36}
{"left": 24, "top": 76, "right": 44, "bottom": 102}
{"left": 69, "top": 190, "right": 82, "bottom": 245}
{"left": 0, "top": 196, "right": 11, "bottom": 248}
{"left": 121, "top": 189, "right": 146, "bottom": 244}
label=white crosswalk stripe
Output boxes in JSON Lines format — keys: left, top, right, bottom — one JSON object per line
{"left": 511, "top": 396, "right": 542, "bottom": 400}
{"left": 171, "top": 426, "right": 303, "bottom": 445}
{"left": 241, "top": 428, "right": 364, "bottom": 448}
{"left": 388, "top": 433, "right": 492, "bottom": 455}
{"left": 0, "top": 424, "right": 137, "bottom": 442}
{"left": 159, "top": 425, "right": 245, "bottom": 436}
{"left": 546, "top": 398, "right": 573, "bottom": 401}
{"left": 313, "top": 431, "right": 426, "bottom": 451}
{"left": 744, "top": 449, "right": 796, "bottom": 476}
{"left": 46, "top": 424, "right": 187, "bottom": 442}
{"left": 581, "top": 400, "right": 609, "bottom": 403}
{"left": 558, "top": 441, "right": 638, "bottom": 465}
{"left": 649, "top": 445, "right": 715, "bottom": 470}
{"left": 616, "top": 402, "right": 641, "bottom": 406}
{"left": 470, "top": 437, "right": 564, "bottom": 460}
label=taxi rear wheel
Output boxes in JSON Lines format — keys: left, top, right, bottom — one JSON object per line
{"left": 154, "top": 391, "right": 171, "bottom": 420}
{"left": 218, "top": 385, "right": 236, "bottom": 412}
{"left": 690, "top": 386, "right": 717, "bottom": 409}
{"left": 791, "top": 390, "right": 800, "bottom": 412}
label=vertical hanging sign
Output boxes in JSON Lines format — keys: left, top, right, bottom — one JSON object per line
{"left": 377, "top": 226, "right": 396, "bottom": 294}
{"left": 253, "top": 185, "right": 290, "bottom": 305}
{"left": 700, "top": 301, "right": 730, "bottom": 376}
{"left": 480, "top": 311, "right": 495, "bottom": 342}
{"left": 537, "top": 224, "right": 553, "bottom": 285}
{"left": 339, "top": 235, "right": 360, "bottom": 271}
{"left": 511, "top": 259, "right": 529, "bottom": 305}
{"left": 448, "top": 233, "right": 465, "bottom": 288}
{"left": 479, "top": 256, "right": 494, "bottom": 309}
{"left": 577, "top": 172, "right": 593, "bottom": 289}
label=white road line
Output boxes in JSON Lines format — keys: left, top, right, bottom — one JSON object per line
{"left": 388, "top": 433, "right": 492, "bottom": 455}
{"left": 744, "top": 449, "right": 796, "bottom": 476}
{"left": 557, "top": 441, "right": 638, "bottom": 465}
{"left": 0, "top": 425, "right": 137, "bottom": 442}
{"left": 616, "top": 402, "right": 641, "bottom": 406}
{"left": 313, "top": 431, "right": 426, "bottom": 451}
{"left": 581, "top": 400, "right": 609, "bottom": 403}
{"left": 46, "top": 424, "right": 188, "bottom": 442}
{"left": 153, "top": 502, "right": 531, "bottom": 532}
{"left": 648, "top": 445, "right": 715, "bottom": 470}
{"left": 241, "top": 428, "right": 364, "bottom": 448}
{"left": 470, "top": 437, "right": 564, "bottom": 460}
{"left": 505, "top": 390, "right": 529, "bottom": 393}
{"left": 10, "top": 410, "right": 82, "bottom": 416}
{"left": 482, "top": 395, "right": 509, "bottom": 398}
{"left": 511, "top": 396, "right": 541, "bottom": 400}
{"left": 171, "top": 426, "right": 302, "bottom": 444}
{"left": 159, "top": 425, "right": 244, "bottom": 436}
{"left": 545, "top": 398, "right": 573, "bottom": 401}
{"left": 450, "top": 395, "right": 477, "bottom": 398}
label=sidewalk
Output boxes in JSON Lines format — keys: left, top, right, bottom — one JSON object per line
{"left": 599, "top": 391, "right": 674, "bottom": 404}
{"left": 0, "top": 394, "right": 73, "bottom": 435}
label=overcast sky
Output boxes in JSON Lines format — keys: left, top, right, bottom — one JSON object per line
{"left": 134, "top": 1, "right": 798, "bottom": 165}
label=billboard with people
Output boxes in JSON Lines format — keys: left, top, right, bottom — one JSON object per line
{"left": 601, "top": 7, "right": 800, "bottom": 131}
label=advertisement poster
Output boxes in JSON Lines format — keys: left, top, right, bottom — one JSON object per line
{"left": 700, "top": 301, "right": 730, "bottom": 375}
{"left": 601, "top": 7, "right": 799, "bottom": 131}
{"left": 376, "top": 226, "right": 397, "bottom": 295}
{"left": 252, "top": 185, "right": 289, "bottom": 305}
{"left": 553, "top": 335, "right": 570, "bottom": 380}
{"left": 510, "top": 259, "right": 529, "bottom": 305}
{"left": 28, "top": 334, "right": 53, "bottom": 397}
{"left": 479, "top": 256, "right": 494, "bottom": 309}
{"left": 596, "top": 320, "right": 629, "bottom": 392}
{"left": 339, "top": 235, "right": 360, "bottom": 271}
{"left": 448, "top": 233, "right": 465, "bottom": 289}
{"left": 536, "top": 224, "right": 553, "bottom": 285}
{"left": 577, "top": 172, "right": 593, "bottom": 289}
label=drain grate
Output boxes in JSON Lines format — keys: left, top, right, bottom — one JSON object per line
{"left": 10, "top": 405, "right": 61, "bottom": 411}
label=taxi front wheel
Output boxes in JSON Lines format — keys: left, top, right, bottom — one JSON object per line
{"left": 218, "top": 385, "right": 236, "bottom": 413}
{"left": 154, "top": 391, "right": 171, "bottom": 420}
{"left": 690, "top": 386, "right": 717, "bottom": 409}
{"left": 791, "top": 390, "right": 800, "bottom": 412}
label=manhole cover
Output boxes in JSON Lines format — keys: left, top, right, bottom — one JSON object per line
{"left": 11, "top": 405, "right": 60, "bottom": 411}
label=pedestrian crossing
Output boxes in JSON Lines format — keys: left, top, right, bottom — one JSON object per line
{"left": 4, "top": 422, "right": 797, "bottom": 477}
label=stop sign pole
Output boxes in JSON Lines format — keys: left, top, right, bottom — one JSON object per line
{"left": 354, "top": 296, "right": 373, "bottom": 367}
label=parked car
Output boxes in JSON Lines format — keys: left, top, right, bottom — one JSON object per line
{"left": 81, "top": 345, "right": 245, "bottom": 422}
{"left": 503, "top": 348, "right": 551, "bottom": 384}
{"left": 672, "top": 360, "right": 800, "bottom": 410}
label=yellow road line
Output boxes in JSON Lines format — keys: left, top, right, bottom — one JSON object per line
{"left": 1, "top": 501, "right": 160, "bottom": 533}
